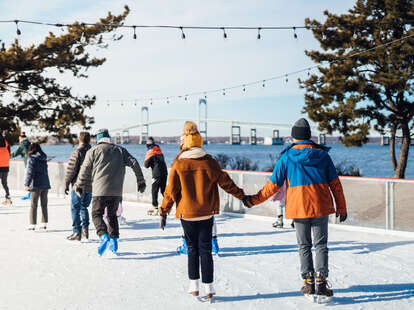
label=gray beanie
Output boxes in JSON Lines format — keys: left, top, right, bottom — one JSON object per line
{"left": 291, "top": 118, "right": 311, "bottom": 140}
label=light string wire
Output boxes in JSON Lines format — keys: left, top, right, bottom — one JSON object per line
{"left": 1, "top": 33, "right": 414, "bottom": 105}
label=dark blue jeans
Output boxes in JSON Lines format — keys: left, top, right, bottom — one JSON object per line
{"left": 71, "top": 190, "right": 92, "bottom": 233}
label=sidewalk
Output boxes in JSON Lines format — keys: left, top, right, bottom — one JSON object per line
{"left": 1, "top": 191, "right": 413, "bottom": 310}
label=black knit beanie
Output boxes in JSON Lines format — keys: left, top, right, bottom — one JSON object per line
{"left": 291, "top": 118, "right": 311, "bottom": 140}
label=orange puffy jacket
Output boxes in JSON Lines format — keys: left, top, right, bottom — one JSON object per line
{"left": 0, "top": 139, "right": 10, "bottom": 168}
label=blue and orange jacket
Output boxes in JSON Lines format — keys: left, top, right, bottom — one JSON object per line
{"left": 144, "top": 144, "right": 168, "bottom": 178}
{"left": 252, "top": 140, "right": 346, "bottom": 219}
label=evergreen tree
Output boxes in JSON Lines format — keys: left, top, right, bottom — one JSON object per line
{"left": 301, "top": 0, "right": 414, "bottom": 178}
{"left": 0, "top": 6, "right": 130, "bottom": 144}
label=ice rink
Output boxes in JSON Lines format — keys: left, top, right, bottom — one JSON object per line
{"left": 1, "top": 192, "right": 413, "bottom": 310}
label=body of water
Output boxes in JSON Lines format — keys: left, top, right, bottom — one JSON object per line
{"left": 11, "top": 143, "right": 414, "bottom": 179}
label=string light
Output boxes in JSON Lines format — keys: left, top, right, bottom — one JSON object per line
{"left": 222, "top": 27, "right": 227, "bottom": 39}
{"left": 257, "top": 28, "right": 261, "bottom": 40}
{"left": 293, "top": 26, "right": 297, "bottom": 39}
{"left": 204, "top": 92, "right": 207, "bottom": 99}
{"left": 133, "top": 26, "right": 137, "bottom": 39}
{"left": 180, "top": 27, "right": 186, "bottom": 39}
{"left": 3, "top": 33, "right": 413, "bottom": 107}
{"left": 15, "top": 20, "right": 21, "bottom": 35}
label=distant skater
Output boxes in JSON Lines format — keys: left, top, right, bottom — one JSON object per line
{"left": 74, "top": 129, "right": 146, "bottom": 256}
{"left": 25, "top": 143, "right": 51, "bottom": 231}
{"left": 243, "top": 118, "right": 347, "bottom": 303}
{"left": 11, "top": 131, "right": 31, "bottom": 200}
{"left": 64, "top": 132, "right": 92, "bottom": 241}
{"left": 0, "top": 132, "right": 11, "bottom": 206}
{"left": 159, "top": 121, "right": 245, "bottom": 301}
{"left": 144, "top": 137, "right": 168, "bottom": 216}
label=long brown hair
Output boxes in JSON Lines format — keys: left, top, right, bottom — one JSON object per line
{"left": 28, "top": 143, "right": 42, "bottom": 156}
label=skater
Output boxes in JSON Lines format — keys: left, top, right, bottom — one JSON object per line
{"left": 159, "top": 121, "right": 245, "bottom": 300}
{"left": 0, "top": 133, "right": 11, "bottom": 206}
{"left": 271, "top": 181, "right": 287, "bottom": 228}
{"left": 242, "top": 118, "right": 347, "bottom": 303}
{"left": 64, "top": 132, "right": 92, "bottom": 241}
{"left": 144, "top": 137, "right": 168, "bottom": 216}
{"left": 74, "top": 129, "right": 146, "bottom": 256}
{"left": 11, "top": 131, "right": 31, "bottom": 200}
{"left": 25, "top": 143, "right": 51, "bottom": 231}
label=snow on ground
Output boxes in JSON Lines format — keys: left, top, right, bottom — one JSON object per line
{"left": 1, "top": 191, "right": 414, "bottom": 310}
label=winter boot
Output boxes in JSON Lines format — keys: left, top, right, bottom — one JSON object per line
{"left": 67, "top": 232, "right": 81, "bottom": 241}
{"left": 109, "top": 238, "right": 118, "bottom": 255}
{"left": 315, "top": 273, "right": 333, "bottom": 303}
{"left": 300, "top": 273, "right": 315, "bottom": 296}
{"left": 203, "top": 283, "right": 215, "bottom": 299}
{"left": 188, "top": 279, "right": 199, "bottom": 296}
{"left": 98, "top": 234, "right": 110, "bottom": 256}
{"left": 212, "top": 236, "right": 219, "bottom": 254}
{"left": 82, "top": 228, "right": 89, "bottom": 240}
{"left": 177, "top": 236, "right": 188, "bottom": 254}
{"left": 272, "top": 215, "right": 284, "bottom": 228}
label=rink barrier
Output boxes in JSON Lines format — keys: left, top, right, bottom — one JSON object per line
{"left": 8, "top": 160, "right": 414, "bottom": 233}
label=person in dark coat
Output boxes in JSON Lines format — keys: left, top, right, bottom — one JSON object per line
{"left": 11, "top": 132, "right": 31, "bottom": 167}
{"left": 64, "top": 132, "right": 92, "bottom": 241}
{"left": 144, "top": 137, "right": 168, "bottom": 215}
{"left": 25, "top": 143, "right": 51, "bottom": 231}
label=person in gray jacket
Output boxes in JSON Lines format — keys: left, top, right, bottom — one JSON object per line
{"left": 74, "top": 129, "right": 146, "bottom": 256}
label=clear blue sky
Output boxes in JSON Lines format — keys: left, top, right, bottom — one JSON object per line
{"left": 1, "top": 0, "right": 357, "bottom": 137}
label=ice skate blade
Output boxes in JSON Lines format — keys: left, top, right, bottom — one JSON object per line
{"left": 315, "top": 295, "right": 332, "bottom": 304}
{"left": 304, "top": 294, "right": 316, "bottom": 303}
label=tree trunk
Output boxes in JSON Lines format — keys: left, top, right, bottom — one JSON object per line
{"left": 390, "top": 124, "right": 397, "bottom": 170}
{"left": 393, "top": 122, "right": 411, "bottom": 179}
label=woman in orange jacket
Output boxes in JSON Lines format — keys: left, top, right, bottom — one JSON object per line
{"left": 159, "top": 121, "right": 245, "bottom": 300}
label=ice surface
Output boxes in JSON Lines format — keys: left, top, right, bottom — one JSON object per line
{"left": 1, "top": 192, "right": 413, "bottom": 310}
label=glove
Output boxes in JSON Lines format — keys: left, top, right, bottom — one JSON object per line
{"left": 242, "top": 195, "right": 254, "bottom": 208}
{"left": 74, "top": 185, "right": 83, "bottom": 197}
{"left": 138, "top": 182, "right": 146, "bottom": 193}
{"left": 64, "top": 187, "right": 69, "bottom": 195}
{"left": 160, "top": 214, "right": 167, "bottom": 230}
{"left": 336, "top": 212, "right": 347, "bottom": 223}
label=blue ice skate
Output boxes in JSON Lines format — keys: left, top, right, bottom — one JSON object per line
{"left": 98, "top": 234, "right": 110, "bottom": 256}
{"left": 177, "top": 236, "right": 188, "bottom": 255}
{"left": 212, "top": 236, "right": 219, "bottom": 255}
{"left": 109, "top": 238, "right": 118, "bottom": 255}
{"left": 21, "top": 192, "right": 31, "bottom": 200}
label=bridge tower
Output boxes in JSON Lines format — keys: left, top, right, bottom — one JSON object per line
{"left": 121, "top": 129, "right": 130, "bottom": 144}
{"left": 249, "top": 128, "right": 257, "bottom": 145}
{"left": 318, "top": 133, "right": 327, "bottom": 145}
{"left": 272, "top": 129, "right": 284, "bottom": 145}
{"left": 140, "top": 106, "right": 149, "bottom": 144}
{"left": 198, "top": 99, "right": 208, "bottom": 144}
{"left": 381, "top": 135, "right": 390, "bottom": 146}
{"left": 230, "top": 125, "right": 241, "bottom": 145}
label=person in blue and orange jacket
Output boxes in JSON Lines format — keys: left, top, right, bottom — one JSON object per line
{"left": 144, "top": 137, "right": 168, "bottom": 215}
{"left": 243, "top": 118, "right": 347, "bottom": 303}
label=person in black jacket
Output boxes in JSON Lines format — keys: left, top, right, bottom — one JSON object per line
{"left": 144, "top": 137, "right": 168, "bottom": 215}
{"left": 64, "top": 132, "right": 92, "bottom": 241}
{"left": 25, "top": 143, "right": 51, "bottom": 231}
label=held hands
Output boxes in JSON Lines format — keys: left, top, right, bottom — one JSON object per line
{"left": 73, "top": 184, "right": 83, "bottom": 197}
{"left": 160, "top": 214, "right": 167, "bottom": 230}
{"left": 242, "top": 195, "right": 254, "bottom": 208}
{"left": 25, "top": 186, "right": 30, "bottom": 192}
{"left": 138, "top": 182, "right": 146, "bottom": 193}
{"left": 336, "top": 212, "right": 347, "bottom": 223}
